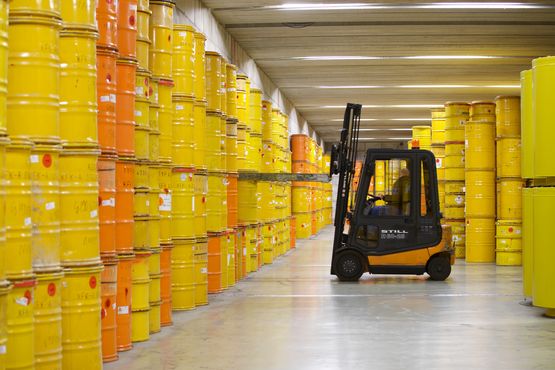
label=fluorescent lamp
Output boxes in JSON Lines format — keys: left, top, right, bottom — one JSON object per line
{"left": 268, "top": 3, "right": 546, "bottom": 11}
{"left": 331, "top": 118, "right": 429, "bottom": 122}
{"left": 485, "top": 85, "right": 521, "bottom": 88}
{"left": 321, "top": 104, "right": 442, "bottom": 109}
{"left": 419, "top": 2, "right": 545, "bottom": 10}
{"left": 293, "top": 55, "right": 504, "bottom": 61}
{"left": 390, "top": 118, "right": 431, "bottom": 121}
{"left": 403, "top": 55, "right": 499, "bottom": 60}
{"left": 316, "top": 85, "right": 383, "bottom": 89}
{"left": 292, "top": 56, "right": 382, "bottom": 61}
{"left": 270, "top": 3, "right": 384, "bottom": 11}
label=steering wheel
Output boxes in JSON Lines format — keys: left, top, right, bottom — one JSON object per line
{"left": 366, "top": 194, "right": 382, "bottom": 202}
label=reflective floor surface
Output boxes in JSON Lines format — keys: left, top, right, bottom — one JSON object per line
{"left": 107, "top": 226, "right": 555, "bottom": 370}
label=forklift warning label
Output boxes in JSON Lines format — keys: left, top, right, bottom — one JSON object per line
{"left": 380, "top": 229, "right": 409, "bottom": 240}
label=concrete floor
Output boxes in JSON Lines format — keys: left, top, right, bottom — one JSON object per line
{"left": 108, "top": 226, "right": 555, "bottom": 370}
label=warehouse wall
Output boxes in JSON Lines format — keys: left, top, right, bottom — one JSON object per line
{"left": 174, "top": 0, "right": 325, "bottom": 147}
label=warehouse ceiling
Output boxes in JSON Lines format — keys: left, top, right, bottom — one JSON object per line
{"left": 203, "top": 0, "right": 555, "bottom": 144}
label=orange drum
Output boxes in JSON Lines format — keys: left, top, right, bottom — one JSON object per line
{"left": 116, "top": 59, "right": 137, "bottom": 157}
{"left": 101, "top": 258, "right": 118, "bottom": 362}
{"left": 117, "top": 0, "right": 138, "bottom": 59}
{"left": 290, "top": 217, "right": 296, "bottom": 248}
{"left": 116, "top": 254, "right": 134, "bottom": 352}
{"left": 115, "top": 159, "right": 134, "bottom": 253}
{"left": 97, "top": 48, "right": 118, "bottom": 154}
{"left": 207, "top": 232, "right": 222, "bottom": 294}
{"left": 160, "top": 244, "right": 172, "bottom": 326}
{"left": 97, "top": 0, "right": 118, "bottom": 49}
{"left": 98, "top": 156, "right": 117, "bottom": 257}
{"left": 227, "top": 173, "right": 238, "bottom": 228}
{"left": 290, "top": 134, "right": 310, "bottom": 162}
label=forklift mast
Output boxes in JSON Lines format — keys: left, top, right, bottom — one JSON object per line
{"left": 330, "top": 103, "right": 362, "bottom": 273}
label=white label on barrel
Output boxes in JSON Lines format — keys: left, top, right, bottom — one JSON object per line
{"left": 118, "top": 306, "right": 130, "bottom": 315}
{"left": 130, "top": 4, "right": 137, "bottom": 11}
{"left": 179, "top": 32, "right": 188, "bottom": 36}
{"left": 30, "top": 155, "right": 39, "bottom": 163}
{"left": 16, "top": 297, "right": 29, "bottom": 306}
{"left": 459, "top": 119, "right": 465, "bottom": 126}
{"left": 24, "top": 217, "right": 32, "bottom": 226}
{"left": 90, "top": 210, "right": 98, "bottom": 218}
{"left": 243, "top": 248, "right": 247, "bottom": 255}
{"left": 135, "top": 110, "right": 142, "bottom": 117}
{"left": 100, "top": 95, "right": 110, "bottom": 102}
{"left": 154, "top": 93, "right": 159, "bottom": 101}
{"left": 112, "top": 303, "right": 117, "bottom": 310}
{"left": 110, "top": 94, "right": 117, "bottom": 103}
{"left": 200, "top": 268, "right": 207, "bottom": 274}
{"left": 192, "top": 197, "right": 195, "bottom": 212}
{"left": 436, "top": 158, "right": 443, "bottom": 169}
{"left": 160, "top": 194, "right": 172, "bottom": 211}
{"left": 146, "top": 200, "right": 150, "bottom": 208}
{"left": 136, "top": 86, "right": 144, "bottom": 96}
{"left": 0, "top": 345, "right": 6, "bottom": 354}
{"left": 180, "top": 173, "right": 187, "bottom": 181}
{"left": 455, "top": 196, "right": 464, "bottom": 205}
{"left": 176, "top": 105, "right": 184, "bottom": 111}
{"left": 45, "top": 202, "right": 56, "bottom": 210}
{"left": 102, "top": 198, "right": 116, "bottom": 207}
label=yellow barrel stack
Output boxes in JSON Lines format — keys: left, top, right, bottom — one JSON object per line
{"left": 444, "top": 102, "right": 469, "bottom": 258}
{"left": 465, "top": 101, "right": 496, "bottom": 263}
{"left": 430, "top": 109, "right": 446, "bottom": 213}
{"left": 495, "top": 96, "right": 522, "bottom": 266}
{"left": 520, "top": 56, "right": 555, "bottom": 316}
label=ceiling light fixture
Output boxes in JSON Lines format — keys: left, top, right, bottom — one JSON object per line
{"left": 321, "top": 104, "right": 443, "bottom": 109}
{"left": 293, "top": 55, "right": 504, "bottom": 61}
{"left": 270, "top": 2, "right": 546, "bottom": 11}
{"left": 331, "top": 118, "right": 430, "bottom": 122}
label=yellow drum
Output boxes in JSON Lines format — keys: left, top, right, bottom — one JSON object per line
{"left": 292, "top": 185, "right": 311, "bottom": 213}
{"left": 149, "top": 302, "right": 161, "bottom": 334}
{"left": 172, "top": 96, "right": 195, "bottom": 167}
{"left": 131, "top": 251, "right": 151, "bottom": 311}
{"left": 136, "top": 9, "right": 151, "bottom": 40}
{"left": 444, "top": 206, "right": 464, "bottom": 220}
{"left": 495, "top": 96, "right": 520, "bottom": 138}
{"left": 245, "top": 225, "right": 258, "bottom": 273}
{"left": 158, "top": 164, "right": 172, "bottom": 243}
{"left": 172, "top": 240, "right": 195, "bottom": 310}
{"left": 205, "top": 51, "right": 222, "bottom": 112}
{"left": 148, "top": 217, "right": 161, "bottom": 249}
{"left": 131, "top": 309, "right": 150, "bottom": 342}
{"left": 7, "top": 279, "right": 35, "bottom": 370}
{"left": 171, "top": 168, "right": 195, "bottom": 239}
{"left": 522, "top": 187, "right": 533, "bottom": 298}
{"left": 411, "top": 126, "right": 432, "bottom": 149}
{"left": 133, "top": 216, "right": 150, "bottom": 250}
{"left": 193, "top": 100, "right": 207, "bottom": 170}
{"left": 206, "top": 111, "right": 224, "bottom": 172}
{"left": 469, "top": 101, "right": 496, "bottom": 122}
{"left": 31, "top": 145, "right": 61, "bottom": 272}
{"left": 445, "top": 102, "right": 470, "bottom": 120}
{"left": 431, "top": 108, "right": 445, "bottom": 145}
{"left": 0, "top": 282, "right": 9, "bottom": 367}
{"left": 62, "top": 265, "right": 102, "bottom": 370}
{"left": 136, "top": 38, "right": 151, "bottom": 71}
{"left": 465, "top": 170, "right": 495, "bottom": 218}
{"left": 59, "top": 149, "right": 100, "bottom": 266}
{"left": 465, "top": 218, "right": 495, "bottom": 263}
{"left": 248, "top": 88, "right": 263, "bottom": 134}
{"left": 193, "top": 32, "right": 206, "bottom": 101}
{"left": 246, "top": 132, "right": 262, "bottom": 172}
{"left": 135, "top": 69, "right": 151, "bottom": 124}
{"left": 10, "top": 0, "right": 60, "bottom": 17}
{"left": 465, "top": 121, "right": 495, "bottom": 170}
{"left": 226, "top": 120, "right": 238, "bottom": 171}
{"left": 238, "top": 180, "right": 259, "bottom": 225}
{"left": 60, "top": 0, "right": 96, "bottom": 30}
{"left": 157, "top": 79, "right": 174, "bottom": 162}
{"left": 261, "top": 141, "right": 275, "bottom": 173}
{"left": 6, "top": 140, "right": 33, "bottom": 279}
{"left": 59, "top": 29, "right": 98, "bottom": 147}
{"left": 497, "top": 138, "right": 521, "bottom": 178}
{"left": 149, "top": 0, "right": 174, "bottom": 78}
{"left": 149, "top": 130, "right": 160, "bottom": 161}
{"left": 293, "top": 212, "right": 312, "bottom": 239}
{"left": 194, "top": 238, "right": 208, "bottom": 305}
{"left": 206, "top": 172, "right": 227, "bottom": 233}
{"left": 447, "top": 220, "right": 466, "bottom": 259}
{"left": 134, "top": 160, "right": 149, "bottom": 189}
{"left": 532, "top": 56, "right": 555, "bottom": 178}
{"left": 8, "top": 16, "right": 62, "bottom": 144}
{"left": 219, "top": 58, "right": 228, "bottom": 117}
{"left": 258, "top": 181, "right": 276, "bottom": 221}
{"left": 193, "top": 173, "right": 208, "bottom": 238}
{"left": 226, "top": 64, "right": 238, "bottom": 119}
{"left": 520, "top": 70, "right": 533, "bottom": 179}
{"left": 496, "top": 221, "right": 522, "bottom": 266}
{"left": 445, "top": 128, "right": 465, "bottom": 143}
{"left": 35, "top": 271, "right": 63, "bottom": 370}
{"left": 134, "top": 126, "right": 150, "bottom": 160}
{"left": 498, "top": 179, "right": 523, "bottom": 220}
{"left": 172, "top": 25, "right": 195, "bottom": 97}
{"left": 531, "top": 187, "right": 555, "bottom": 311}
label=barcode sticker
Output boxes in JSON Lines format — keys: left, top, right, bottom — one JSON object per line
{"left": 100, "top": 95, "right": 110, "bottom": 102}
{"left": 176, "top": 105, "right": 184, "bottom": 111}
{"left": 102, "top": 198, "right": 116, "bottom": 207}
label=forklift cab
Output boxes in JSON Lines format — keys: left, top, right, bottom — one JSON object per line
{"left": 332, "top": 148, "right": 454, "bottom": 281}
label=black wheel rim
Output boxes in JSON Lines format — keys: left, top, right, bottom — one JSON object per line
{"left": 339, "top": 255, "right": 359, "bottom": 277}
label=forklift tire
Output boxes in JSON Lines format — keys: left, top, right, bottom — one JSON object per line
{"left": 334, "top": 250, "right": 364, "bottom": 282}
{"left": 426, "top": 255, "right": 451, "bottom": 281}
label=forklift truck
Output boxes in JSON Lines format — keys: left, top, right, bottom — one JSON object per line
{"left": 330, "top": 104, "right": 455, "bottom": 281}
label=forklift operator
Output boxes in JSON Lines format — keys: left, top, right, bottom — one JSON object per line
{"left": 384, "top": 167, "right": 411, "bottom": 216}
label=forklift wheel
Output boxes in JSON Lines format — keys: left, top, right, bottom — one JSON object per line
{"left": 427, "top": 256, "right": 451, "bottom": 281}
{"left": 334, "top": 250, "right": 364, "bottom": 282}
